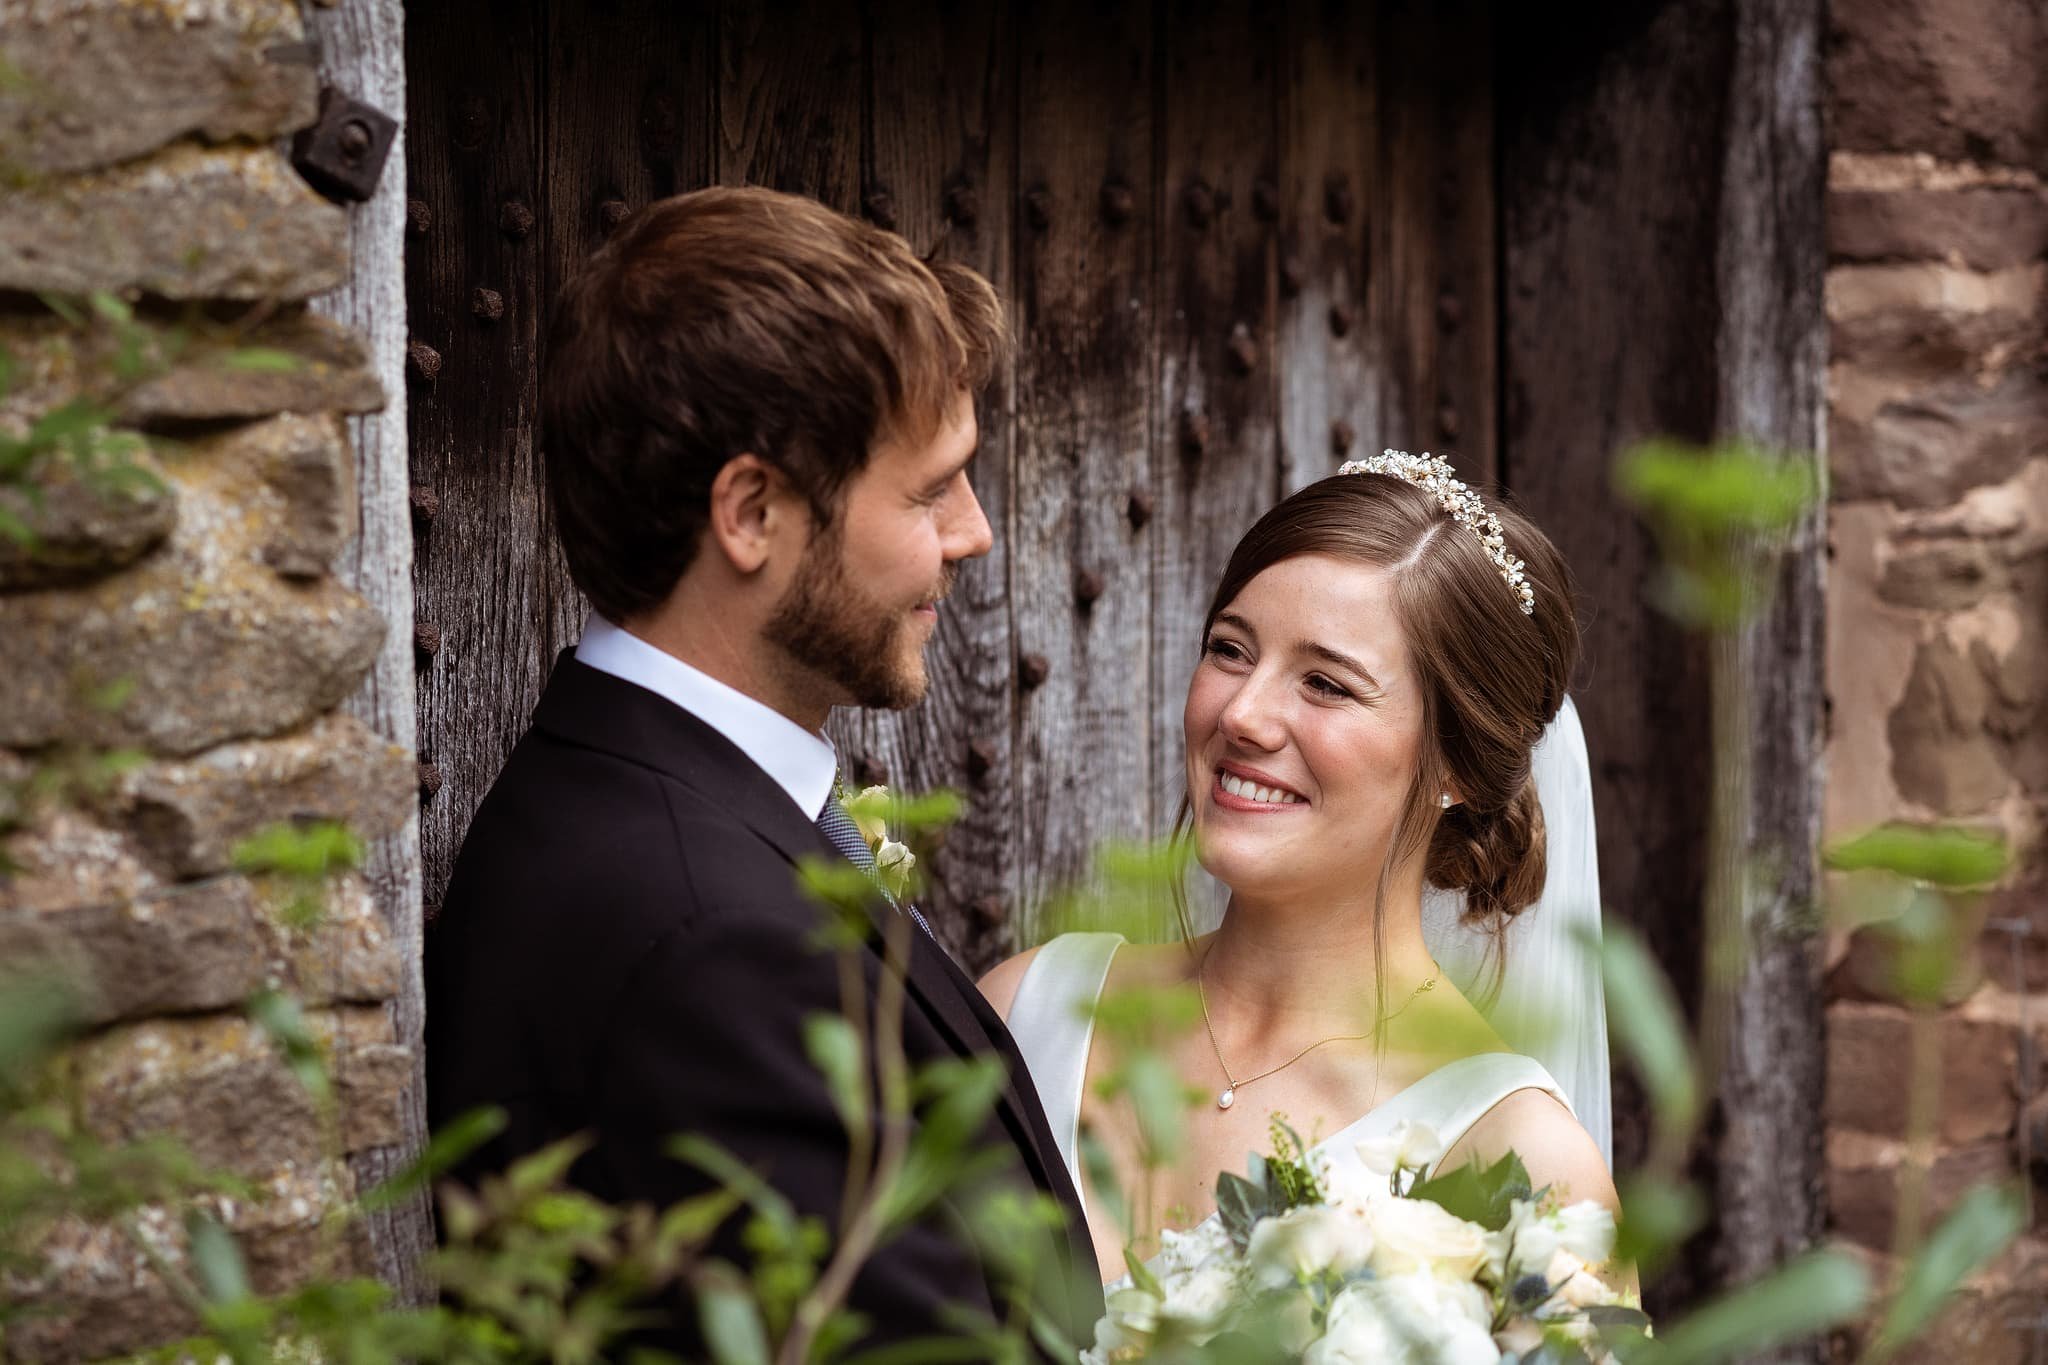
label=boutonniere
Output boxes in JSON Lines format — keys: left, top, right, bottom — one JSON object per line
{"left": 841, "top": 784, "right": 917, "bottom": 900}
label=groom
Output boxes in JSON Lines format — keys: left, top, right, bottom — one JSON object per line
{"left": 424, "top": 187, "right": 1101, "bottom": 1353}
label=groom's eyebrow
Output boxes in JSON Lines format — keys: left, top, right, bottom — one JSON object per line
{"left": 922, "top": 444, "right": 980, "bottom": 496}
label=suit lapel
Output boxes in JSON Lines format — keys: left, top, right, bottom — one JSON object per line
{"left": 529, "top": 653, "right": 1091, "bottom": 1254}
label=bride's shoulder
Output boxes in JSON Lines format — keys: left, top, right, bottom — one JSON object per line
{"left": 976, "top": 942, "right": 1047, "bottom": 1019}
{"left": 1443, "top": 1084, "right": 1617, "bottom": 1214}
{"left": 979, "top": 930, "right": 1135, "bottom": 1019}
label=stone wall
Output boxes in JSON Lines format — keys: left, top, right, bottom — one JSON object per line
{"left": 1824, "top": 0, "right": 2048, "bottom": 1357}
{"left": 0, "top": 2, "right": 412, "bottom": 1358}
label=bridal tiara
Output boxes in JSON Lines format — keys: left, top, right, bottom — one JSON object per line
{"left": 1337, "top": 449, "right": 1535, "bottom": 615}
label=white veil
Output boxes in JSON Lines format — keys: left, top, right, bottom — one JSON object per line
{"left": 1420, "top": 695, "right": 1613, "bottom": 1168}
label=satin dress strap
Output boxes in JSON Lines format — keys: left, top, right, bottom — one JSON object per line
{"left": 1003, "top": 932, "right": 1124, "bottom": 1199}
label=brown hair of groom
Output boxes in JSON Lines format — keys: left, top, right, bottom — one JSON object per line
{"left": 540, "top": 185, "right": 1008, "bottom": 625}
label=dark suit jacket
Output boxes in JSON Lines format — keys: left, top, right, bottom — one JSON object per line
{"left": 425, "top": 652, "right": 1102, "bottom": 1356}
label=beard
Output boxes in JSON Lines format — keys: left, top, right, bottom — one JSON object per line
{"left": 764, "top": 522, "right": 951, "bottom": 711}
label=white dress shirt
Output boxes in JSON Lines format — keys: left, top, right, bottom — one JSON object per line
{"left": 574, "top": 614, "right": 839, "bottom": 819}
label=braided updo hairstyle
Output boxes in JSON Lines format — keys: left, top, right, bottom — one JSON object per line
{"left": 1181, "top": 470, "right": 1579, "bottom": 939}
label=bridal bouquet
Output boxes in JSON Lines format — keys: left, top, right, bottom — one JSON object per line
{"left": 1086, "top": 1121, "right": 1648, "bottom": 1365}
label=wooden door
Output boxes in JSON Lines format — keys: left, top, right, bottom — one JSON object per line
{"left": 404, "top": 0, "right": 1498, "bottom": 971}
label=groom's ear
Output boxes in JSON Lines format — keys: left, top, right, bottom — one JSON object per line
{"left": 705, "top": 453, "right": 802, "bottom": 576}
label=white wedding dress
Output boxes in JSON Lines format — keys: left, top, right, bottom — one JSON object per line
{"left": 1005, "top": 931, "right": 1574, "bottom": 1253}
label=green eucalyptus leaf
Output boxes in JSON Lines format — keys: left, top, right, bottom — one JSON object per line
{"left": 1215, "top": 1171, "right": 1273, "bottom": 1253}
{"left": 1825, "top": 823, "right": 2009, "bottom": 888}
{"left": 695, "top": 1265, "right": 771, "bottom": 1365}
{"left": 1076, "top": 1131, "right": 1130, "bottom": 1242}
{"left": 1644, "top": 1248, "right": 1870, "bottom": 1365}
{"left": 1589, "top": 922, "right": 1700, "bottom": 1144}
{"left": 1868, "top": 1182, "right": 2025, "bottom": 1361}
{"left": 36, "top": 292, "right": 85, "bottom": 327}
{"left": 670, "top": 1134, "right": 798, "bottom": 1239}
{"left": 358, "top": 1107, "right": 507, "bottom": 1212}
{"left": 1406, "top": 1149, "right": 1532, "bottom": 1232}
{"left": 1613, "top": 1176, "right": 1706, "bottom": 1275}
{"left": 218, "top": 346, "right": 304, "bottom": 373}
{"left": 803, "top": 1012, "right": 867, "bottom": 1134}
{"left": 185, "top": 1209, "right": 251, "bottom": 1305}
{"left": 1123, "top": 1246, "right": 1164, "bottom": 1300}
{"left": 87, "top": 290, "right": 132, "bottom": 326}
{"left": 245, "top": 988, "right": 329, "bottom": 1099}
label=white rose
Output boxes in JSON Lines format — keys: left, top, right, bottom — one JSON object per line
{"left": 1245, "top": 1205, "right": 1375, "bottom": 1288}
{"left": 1083, "top": 1283, "right": 1161, "bottom": 1365}
{"left": 1553, "top": 1200, "right": 1616, "bottom": 1266}
{"left": 1306, "top": 1274, "right": 1498, "bottom": 1365}
{"left": 1491, "top": 1198, "right": 1616, "bottom": 1283}
{"left": 844, "top": 785, "right": 891, "bottom": 846}
{"left": 1367, "top": 1194, "right": 1492, "bottom": 1280}
{"left": 1354, "top": 1120, "right": 1444, "bottom": 1186}
{"left": 1158, "top": 1256, "right": 1239, "bottom": 1326}
{"left": 874, "top": 839, "right": 916, "bottom": 898}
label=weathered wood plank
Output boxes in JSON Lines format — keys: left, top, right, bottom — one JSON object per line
{"left": 406, "top": 0, "right": 564, "bottom": 917}
{"left": 830, "top": 1, "right": 1020, "bottom": 972}
{"left": 716, "top": 0, "right": 862, "bottom": 206}
{"left": 308, "top": 0, "right": 430, "bottom": 1306}
{"left": 1375, "top": 0, "right": 1497, "bottom": 482}
{"left": 1500, "top": 2, "right": 1724, "bottom": 1205}
{"left": 1013, "top": 0, "right": 1157, "bottom": 940}
{"left": 1713, "top": 0, "right": 1827, "bottom": 1315}
{"left": 1151, "top": 0, "right": 1281, "bottom": 839}
{"left": 543, "top": 0, "right": 715, "bottom": 299}
{"left": 1277, "top": 0, "right": 1378, "bottom": 495}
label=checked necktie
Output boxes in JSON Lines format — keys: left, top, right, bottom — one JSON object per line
{"left": 816, "top": 795, "right": 934, "bottom": 940}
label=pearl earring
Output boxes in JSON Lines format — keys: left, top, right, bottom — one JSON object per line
{"left": 1439, "top": 792, "right": 1453, "bottom": 810}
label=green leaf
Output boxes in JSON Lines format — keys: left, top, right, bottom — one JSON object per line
{"left": 36, "top": 292, "right": 85, "bottom": 327}
{"left": 670, "top": 1134, "right": 799, "bottom": 1240}
{"left": 1076, "top": 1128, "right": 1129, "bottom": 1238}
{"left": 217, "top": 346, "right": 304, "bottom": 374}
{"left": 1214, "top": 1171, "right": 1275, "bottom": 1253}
{"left": 881, "top": 1056, "right": 1007, "bottom": 1230}
{"left": 230, "top": 820, "right": 364, "bottom": 878}
{"left": 1121, "top": 1051, "right": 1196, "bottom": 1166}
{"left": 1643, "top": 1248, "right": 1870, "bottom": 1365}
{"left": 245, "top": 988, "right": 329, "bottom": 1099}
{"left": 1123, "top": 1246, "right": 1164, "bottom": 1299}
{"left": 1868, "top": 1182, "right": 2025, "bottom": 1361}
{"left": 0, "top": 972, "right": 82, "bottom": 1095}
{"left": 657, "top": 1186, "right": 745, "bottom": 1248}
{"left": 803, "top": 1012, "right": 867, "bottom": 1134}
{"left": 1406, "top": 1149, "right": 1533, "bottom": 1231}
{"left": 185, "top": 1210, "right": 251, "bottom": 1304}
{"left": 696, "top": 1265, "right": 771, "bottom": 1365}
{"left": 87, "top": 290, "right": 132, "bottom": 326}
{"left": 1613, "top": 1176, "right": 1707, "bottom": 1275}
{"left": 0, "top": 501, "right": 33, "bottom": 548}
{"left": 358, "top": 1107, "right": 507, "bottom": 1212}
{"left": 28, "top": 397, "right": 114, "bottom": 448}
{"left": 1825, "top": 823, "right": 2009, "bottom": 888}
{"left": 1590, "top": 922, "right": 1701, "bottom": 1145}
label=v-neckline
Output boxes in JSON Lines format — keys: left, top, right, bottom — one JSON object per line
{"left": 1080, "top": 940, "right": 1511, "bottom": 1285}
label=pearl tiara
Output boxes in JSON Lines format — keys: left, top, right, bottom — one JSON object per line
{"left": 1337, "top": 449, "right": 1535, "bottom": 615}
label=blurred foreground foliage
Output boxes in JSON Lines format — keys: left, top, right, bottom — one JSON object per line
{"left": 0, "top": 438, "right": 2027, "bottom": 1362}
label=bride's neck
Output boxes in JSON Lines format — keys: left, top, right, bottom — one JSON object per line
{"left": 1198, "top": 879, "right": 1439, "bottom": 1028}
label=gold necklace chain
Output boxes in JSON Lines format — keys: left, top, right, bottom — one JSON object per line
{"left": 1195, "top": 947, "right": 1438, "bottom": 1112}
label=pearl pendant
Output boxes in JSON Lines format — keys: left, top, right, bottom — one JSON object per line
{"left": 1217, "top": 1087, "right": 1236, "bottom": 1110}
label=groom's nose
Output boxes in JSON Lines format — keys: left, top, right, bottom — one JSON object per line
{"left": 942, "top": 479, "right": 994, "bottom": 562}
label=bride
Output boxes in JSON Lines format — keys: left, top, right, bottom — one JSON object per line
{"left": 981, "top": 452, "right": 1622, "bottom": 1284}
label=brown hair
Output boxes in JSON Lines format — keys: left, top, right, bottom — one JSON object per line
{"left": 1176, "top": 472, "right": 1579, "bottom": 997}
{"left": 540, "top": 186, "right": 1009, "bottom": 624}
